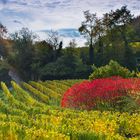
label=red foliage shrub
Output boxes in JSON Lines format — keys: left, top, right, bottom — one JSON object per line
{"left": 61, "top": 77, "right": 140, "bottom": 110}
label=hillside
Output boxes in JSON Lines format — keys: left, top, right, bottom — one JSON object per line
{"left": 0, "top": 79, "right": 139, "bottom": 139}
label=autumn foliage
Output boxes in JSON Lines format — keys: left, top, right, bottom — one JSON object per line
{"left": 61, "top": 77, "right": 140, "bottom": 110}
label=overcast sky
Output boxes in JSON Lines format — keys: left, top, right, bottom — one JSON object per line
{"left": 0, "top": 0, "right": 140, "bottom": 44}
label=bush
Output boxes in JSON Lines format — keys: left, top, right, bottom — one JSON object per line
{"left": 41, "top": 54, "right": 90, "bottom": 80}
{"left": 61, "top": 77, "right": 140, "bottom": 111}
{"left": 136, "top": 72, "right": 140, "bottom": 78}
{"left": 89, "top": 60, "right": 134, "bottom": 80}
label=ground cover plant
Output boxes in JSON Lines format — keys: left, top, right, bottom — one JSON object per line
{"left": 61, "top": 77, "right": 140, "bottom": 112}
{"left": 0, "top": 79, "right": 139, "bottom": 139}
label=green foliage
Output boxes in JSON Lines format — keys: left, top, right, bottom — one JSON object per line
{"left": 89, "top": 60, "right": 134, "bottom": 80}
{"left": 0, "top": 66, "right": 11, "bottom": 86}
{"left": 115, "top": 96, "right": 140, "bottom": 113}
{"left": 8, "top": 28, "right": 36, "bottom": 81}
{"left": 79, "top": 11, "right": 102, "bottom": 64}
{"left": 22, "top": 82, "right": 49, "bottom": 104}
{"left": 0, "top": 6, "right": 140, "bottom": 82}
{"left": 41, "top": 49, "right": 90, "bottom": 80}
{"left": 130, "top": 42, "right": 140, "bottom": 54}
{"left": 95, "top": 95, "right": 140, "bottom": 113}
{"left": 136, "top": 71, "right": 140, "bottom": 78}
{"left": 0, "top": 22, "right": 7, "bottom": 39}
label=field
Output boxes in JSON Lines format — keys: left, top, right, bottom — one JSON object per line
{"left": 0, "top": 80, "right": 140, "bottom": 140}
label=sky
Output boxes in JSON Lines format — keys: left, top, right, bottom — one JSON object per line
{"left": 0, "top": 0, "right": 140, "bottom": 46}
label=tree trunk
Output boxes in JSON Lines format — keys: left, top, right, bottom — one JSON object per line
{"left": 98, "top": 36, "right": 103, "bottom": 54}
{"left": 89, "top": 38, "right": 94, "bottom": 64}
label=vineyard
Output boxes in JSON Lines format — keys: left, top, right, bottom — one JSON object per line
{"left": 0, "top": 80, "right": 140, "bottom": 140}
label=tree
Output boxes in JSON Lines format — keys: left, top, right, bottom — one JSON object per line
{"left": 8, "top": 28, "right": 36, "bottom": 81}
{"left": 41, "top": 41, "right": 90, "bottom": 80}
{"left": 46, "top": 30, "right": 63, "bottom": 60}
{"left": 95, "top": 18, "right": 104, "bottom": 54}
{"left": 65, "top": 39, "right": 77, "bottom": 55}
{"left": 131, "top": 16, "right": 140, "bottom": 42}
{"left": 105, "top": 6, "right": 133, "bottom": 46}
{"left": 31, "top": 40, "right": 54, "bottom": 80}
{"left": 79, "top": 11, "right": 104, "bottom": 64}
{"left": 0, "top": 22, "right": 7, "bottom": 39}
{"left": 0, "top": 23, "right": 8, "bottom": 58}
{"left": 103, "top": 6, "right": 135, "bottom": 69}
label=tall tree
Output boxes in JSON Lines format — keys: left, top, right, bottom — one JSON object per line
{"left": 79, "top": 11, "right": 103, "bottom": 64}
{"left": 107, "top": 6, "right": 133, "bottom": 46}
{"left": 79, "top": 11, "right": 97, "bottom": 64}
{"left": 94, "top": 18, "right": 105, "bottom": 58}
{"left": 46, "top": 30, "right": 63, "bottom": 60}
{"left": 103, "top": 6, "right": 135, "bottom": 69}
{"left": 31, "top": 40, "right": 54, "bottom": 80}
{"left": 9, "top": 28, "right": 36, "bottom": 81}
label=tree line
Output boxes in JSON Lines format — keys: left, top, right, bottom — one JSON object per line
{"left": 0, "top": 6, "right": 140, "bottom": 83}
